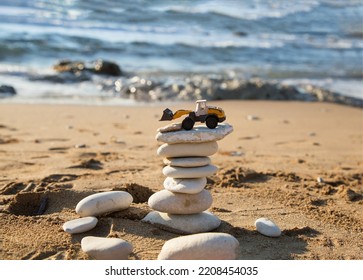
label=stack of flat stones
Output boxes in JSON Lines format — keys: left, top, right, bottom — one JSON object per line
{"left": 142, "top": 123, "right": 233, "bottom": 234}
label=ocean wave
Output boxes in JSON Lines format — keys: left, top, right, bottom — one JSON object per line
{"left": 3, "top": 27, "right": 361, "bottom": 57}
{"left": 321, "top": 0, "right": 363, "bottom": 7}
{"left": 0, "top": 0, "right": 362, "bottom": 86}
{"left": 152, "top": 0, "right": 320, "bottom": 20}
{"left": 179, "top": 39, "right": 285, "bottom": 49}
{"left": 0, "top": 24, "right": 282, "bottom": 51}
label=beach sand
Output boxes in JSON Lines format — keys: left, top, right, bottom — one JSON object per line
{"left": 0, "top": 100, "right": 362, "bottom": 260}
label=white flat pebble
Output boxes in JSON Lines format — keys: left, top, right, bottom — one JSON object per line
{"left": 164, "top": 177, "right": 207, "bottom": 194}
{"left": 247, "top": 115, "right": 259, "bottom": 121}
{"left": 63, "top": 216, "right": 98, "bottom": 234}
{"left": 142, "top": 211, "right": 220, "bottom": 234}
{"left": 76, "top": 191, "right": 133, "bottom": 217}
{"left": 156, "top": 123, "right": 233, "bottom": 144}
{"left": 158, "top": 232, "right": 239, "bottom": 260}
{"left": 148, "top": 189, "right": 213, "bottom": 214}
{"left": 163, "top": 156, "right": 211, "bottom": 167}
{"left": 255, "top": 217, "right": 281, "bottom": 237}
{"left": 163, "top": 165, "right": 217, "bottom": 178}
{"left": 81, "top": 236, "right": 133, "bottom": 260}
{"left": 157, "top": 141, "right": 218, "bottom": 158}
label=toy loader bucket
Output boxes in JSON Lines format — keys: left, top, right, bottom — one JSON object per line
{"left": 160, "top": 108, "right": 174, "bottom": 121}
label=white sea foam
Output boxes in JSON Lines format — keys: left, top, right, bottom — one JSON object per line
{"left": 152, "top": 0, "right": 320, "bottom": 20}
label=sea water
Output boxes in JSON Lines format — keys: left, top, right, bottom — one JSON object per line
{"left": 0, "top": 0, "right": 362, "bottom": 103}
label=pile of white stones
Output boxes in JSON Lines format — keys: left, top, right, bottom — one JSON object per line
{"left": 60, "top": 122, "right": 283, "bottom": 260}
{"left": 142, "top": 123, "right": 233, "bottom": 234}
{"left": 62, "top": 191, "right": 134, "bottom": 260}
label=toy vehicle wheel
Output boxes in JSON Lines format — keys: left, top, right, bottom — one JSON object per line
{"left": 182, "top": 117, "right": 195, "bottom": 130}
{"left": 206, "top": 116, "right": 218, "bottom": 129}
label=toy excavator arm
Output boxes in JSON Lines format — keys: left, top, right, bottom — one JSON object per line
{"left": 173, "top": 109, "right": 192, "bottom": 120}
{"left": 160, "top": 108, "right": 192, "bottom": 121}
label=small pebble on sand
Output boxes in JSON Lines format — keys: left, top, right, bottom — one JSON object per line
{"left": 63, "top": 216, "right": 98, "bottom": 234}
{"left": 255, "top": 217, "right": 281, "bottom": 237}
{"left": 247, "top": 115, "right": 259, "bottom": 121}
{"left": 317, "top": 177, "right": 324, "bottom": 183}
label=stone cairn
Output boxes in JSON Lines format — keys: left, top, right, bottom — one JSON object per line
{"left": 61, "top": 122, "right": 235, "bottom": 259}
{"left": 142, "top": 123, "right": 233, "bottom": 234}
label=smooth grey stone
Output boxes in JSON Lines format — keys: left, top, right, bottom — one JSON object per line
{"left": 156, "top": 123, "right": 233, "bottom": 144}
{"left": 63, "top": 216, "right": 98, "bottom": 234}
{"left": 163, "top": 156, "right": 211, "bottom": 167}
{"left": 158, "top": 232, "right": 239, "bottom": 260}
{"left": 142, "top": 211, "right": 221, "bottom": 234}
{"left": 163, "top": 177, "right": 206, "bottom": 194}
{"left": 76, "top": 191, "right": 133, "bottom": 217}
{"left": 255, "top": 217, "right": 281, "bottom": 237}
{"left": 148, "top": 189, "right": 213, "bottom": 214}
{"left": 162, "top": 164, "right": 217, "bottom": 178}
{"left": 157, "top": 141, "right": 218, "bottom": 158}
{"left": 81, "top": 236, "right": 133, "bottom": 260}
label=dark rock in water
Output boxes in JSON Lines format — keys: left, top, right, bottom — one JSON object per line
{"left": 53, "top": 60, "right": 86, "bottom": 73}
{"left": 0, "top": 85, "right": 16, "bottom": 97}
{"left": 30, "top": 59, "right": 122, "bottom": 83}
{"left": 92, "top": 59, "right": 122, "bottom": 76}
{"left": 234, "top": 31, "right": 248, "bottom": 37}
{"left": 347, "top": 31, "right": 363, "bottom": 39}
{"left": 53, "top": 59, "right": 122, "bottom": 76}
